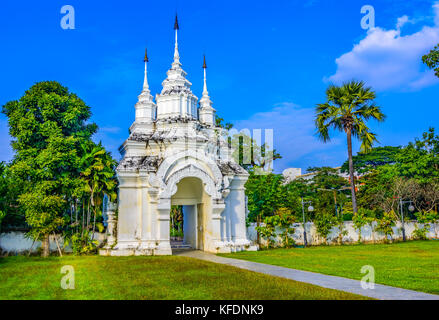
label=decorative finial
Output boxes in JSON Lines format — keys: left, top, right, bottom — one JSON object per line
{"left": 202, "top": 55, "right": 208, "bottom": 96}
{"left": 142, "top": 48, "right": 150, "bottom": 93}
{"left": 174, "top": 14, "right": 179, "bottom": 30}
{"left": 144, "top": 48, "right": 149, "bottom": 63}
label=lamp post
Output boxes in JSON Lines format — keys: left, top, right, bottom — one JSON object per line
{"left": 399, "top": 199, "right": 415, "bottom": 242}
{"left": 301, "top": 197, "right": 314, "bottom": 247}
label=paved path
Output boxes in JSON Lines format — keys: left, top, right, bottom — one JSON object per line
{"left": 174, "top": 250, "right": 439, "bottom": 300}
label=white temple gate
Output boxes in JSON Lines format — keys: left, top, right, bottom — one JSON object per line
{"left": 100, "top": 15, "right": 257, "bottom": 256}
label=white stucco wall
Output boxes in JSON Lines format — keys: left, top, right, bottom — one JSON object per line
{"left": 248, "top": 221, "right": 439, "bottom": 246}
{"left": 0, "top": 231, "right": 106, "bottom": 254}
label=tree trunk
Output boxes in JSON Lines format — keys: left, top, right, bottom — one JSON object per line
{"left": 256, "top": 214, "right": 261, "bottom": 246}
{"left": 41, "top": 234, "right": 50, "bottom": 257}
{"left": 92, "top": 208, "right": 96, "bottom": 241}
{"left": 346, "top": 128, "right": 358, "bottom": 214}
{"left": 81, "top": 199, "right": 85, "bottom": 237}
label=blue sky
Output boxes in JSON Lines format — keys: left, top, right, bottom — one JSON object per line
{"left": 1, "top": 0, "right": 438, "bottom": 173}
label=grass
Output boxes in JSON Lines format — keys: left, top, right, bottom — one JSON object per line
{"left": 0, "top": 255, "right": 369, "bottom": 300}
{"left": 220, "top": 240, "right": 439, "bottom": 294}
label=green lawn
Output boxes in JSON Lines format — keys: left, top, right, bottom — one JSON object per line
{"left": 220, "top": 240, "right": 439, "bottom": 294}
{"left": 0, "top": 255, "right": 368, "bottom": 300}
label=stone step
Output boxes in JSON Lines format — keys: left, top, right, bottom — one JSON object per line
{"left": 170, "top": 241, "right": 192, "bottom": 250}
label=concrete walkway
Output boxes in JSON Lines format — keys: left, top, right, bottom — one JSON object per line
{"left": 174, "top": 250, "right": 439, "bottom": 300}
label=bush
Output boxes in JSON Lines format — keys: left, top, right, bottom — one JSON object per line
{"left": 314, "top": 211, "right": 337, "bottom": 244}
{"left": 412, "top": 226, "right": 428, "bottom": 240}
{"left": 255, "top": 209, "right": 296, "bottom": 248}
{"left": 375, "top": 211, "right": 395, "bottom": 242}
{"left": 353, "top": 208, "right": 374, "bottom": 243}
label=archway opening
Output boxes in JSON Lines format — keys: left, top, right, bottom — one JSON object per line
{"left": 170, "top": 177, "right": 211, "bottom": 250}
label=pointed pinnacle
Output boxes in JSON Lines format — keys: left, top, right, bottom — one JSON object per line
{"left": 174, "top": 14, "right": 179, "bottom": 30}
{"left": 144, "top": 48, "right": 149, "bottom": 63}
{"left": 203, "top": 55, "right": 207, "bottom": 69}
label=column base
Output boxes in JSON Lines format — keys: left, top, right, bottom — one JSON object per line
{"left": 99, "top": 241, "right": 172, "bottom": 256}
{"left": 208, "top": 239, "right": 259, "bottom": 253}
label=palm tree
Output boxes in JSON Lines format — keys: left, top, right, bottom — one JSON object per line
{"left": 315, "top": 80, "right": 385, "bottom": 214}
{"left": 80, "top": 142, "right": 117, "bottom": 238}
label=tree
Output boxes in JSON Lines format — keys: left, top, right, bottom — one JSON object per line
{"left": 422, "top": 44, "right": 439, "bottom": 78}
{"left": 356, "top": 128, "right": 439, "bottom": 216}
{"left": 353, "top": 208, "right": 374, "bottom": 243}
{"left": 375, "top": 211, "right": 395, "bottom": 243}
{"left": 314, "top": 211, "right": 337, "bottom": 244}
{"left": 315, "top": 80, "right": 386, "bottom": 214}
{"left": 340, "top": 146, "right": 401, "bottom": 174}
{"left": 246, "top": 172, "right": 286, "bottom": 222}
{"left": 79, "top": 142, "right": 117, "bottom": 239}
{"left": 395, "top": 127, "right": 439, "bottom": 184}
{"left": 215, "top": 115, "right": 233, "bottom": 131}
{"left": 230, "top": 132, "right": 281, "bottom": 173}
{"left": 0, "top": 162, "right": 26, "bottom": 231}
{"left": 2, "top": 81, "right": 99, "bottom": 257}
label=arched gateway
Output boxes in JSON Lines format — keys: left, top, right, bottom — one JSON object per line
{"left": 100, "top": 16, "right": 257, "bottom": 256}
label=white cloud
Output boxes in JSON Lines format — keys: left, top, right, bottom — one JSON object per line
{"left": 234, "top": 102, "right": 342, "bottom": 172}
{"left": 396, "top": 15, "right": 410, "bottom": 29}
{"left": 328, "top": 3, "right": 439, "bottom": 91}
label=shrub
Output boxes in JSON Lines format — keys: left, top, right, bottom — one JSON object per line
{"left": 314, "top": 211, "right": 337, "bottom": 244}
{"left": 353, "top": 208, "right": 374, "bottom": 243}
{"left": 375, "top": 211, "right": 395, "bottom": 242}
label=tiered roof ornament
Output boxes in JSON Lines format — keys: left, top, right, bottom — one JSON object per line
{"left": 199, "top": 55, "right": 216, "bottom": 126}
{"left": 132, "top": 14, "right": 216, "bottom": 123}
{"left": 156, "top": 14, "right": 198, "bottom": 119}
{"left": 132, "top": 47, "right": 156, "bottom": 126}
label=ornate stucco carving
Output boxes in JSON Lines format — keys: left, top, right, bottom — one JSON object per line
{"left": 160, "top": 164, "right": 221, "bottom": 200}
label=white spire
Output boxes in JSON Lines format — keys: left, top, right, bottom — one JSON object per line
{"left": 133, "top": 48, "right": 156, "bottom": 126}
{"left": 199, "top": 55, "right": 215, "bottom": 126}
{"left": 142, "top": 48, "right": 150, "bottom": 92}
{"left": 172, "top": 14, "right": 181, "bottom": 68}
{"left": 202, "top": 55, "right": 208, "bottom": 96}
{"left": 139, "top": 48, "right": 153, "bottom": 102}
{"left": 156, "top": 14, "right": 198, "bottom": 120}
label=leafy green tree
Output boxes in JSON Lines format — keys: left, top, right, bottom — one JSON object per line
{"left": 1, "top": 81, "right": 99, "bottom": 257}
{"left": 255, "top": 216, "right": 277, "bottom": 248}
{"left": 275, "top": 208, "right": 297, "bottom": 248}
{"left": 230, "top": 132, "right": 281, "bottom": 173}
{"left": 215, "top": 115, "right": 233, "bottom": 131}
{"left": 375, "top": 211, "right": 395, "bottom": 243}
{"left": 413, "top": 211, "right": 434, "bottom": 240}
{"left": 283, "top": 179, "right": 307, "bottom": 220}
{"left": 415, "top": 211, "right": 439, "bottom": 238}
{"left": 314, "top": 211, "right": 337, "bottom": 244}
{"left": 340, "top": 146, "right": 401, "bottom": 174}
{"left": 395, "top": 128, "right": 439, "bottom": 183}
{"left": 422, "top": 44, "right": 439, "bottom": 78}
{"left": 79, "top": 142, "right": 117, "bottom": 238}
{"left": 315, "top": 80, "right": 386, "bottom": 214}
{"left": 307, "top": 166, "right": 348, "bottom": 192}
{"left": 0, "top": 162, "right": 26, "bottom": 231}
{"left": 255, "top": 208, "right": 296, "bottom": 248}
{"left": 0, "top": 210, "right": 5, "bottom": 233}
{"left": 352, "top": 208, "right": 374, "bottom": 243}
{"left": 307, "top": 167, "right": 350, "bottom": 220}
{"left": 246, "top": 172, "right": 286, "bottom": 222}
